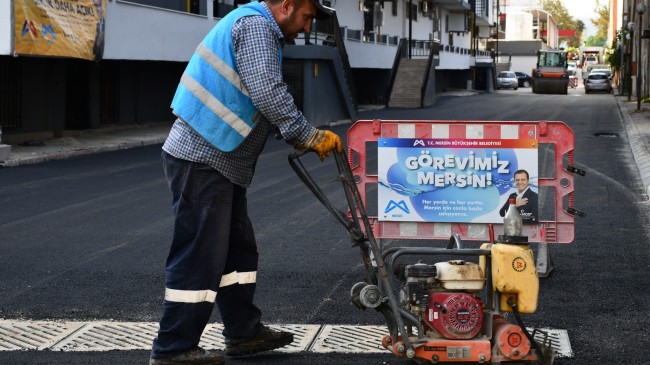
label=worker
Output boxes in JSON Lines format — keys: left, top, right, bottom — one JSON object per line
{"left": 149, "top": 0, "right": 341, "bottom": 364}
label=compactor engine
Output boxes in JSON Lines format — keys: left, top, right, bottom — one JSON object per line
{"left": 402, "top": 261, "right": 485, "bottom": 340}
{"left": 371, "top": 240, "right": 551, "bottom": 365}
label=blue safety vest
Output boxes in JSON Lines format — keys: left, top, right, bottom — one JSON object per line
{"left": 170, "top": 2, "right": 281, "bottom": 152}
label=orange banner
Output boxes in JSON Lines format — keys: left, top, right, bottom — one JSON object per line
{"left": 14, "top": 0, "right": 106, "bottom": 61}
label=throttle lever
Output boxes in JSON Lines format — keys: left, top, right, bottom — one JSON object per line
{"left": 567, "top": 207, "right": 586, "bottom": 217}
{"left": 567, "top": 165, "right": 586, "bottom": 176}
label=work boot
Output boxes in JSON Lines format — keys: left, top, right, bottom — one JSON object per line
{"left": 149, "top": 346, "right": 225, "bottom": 365}
{"left": 225, "top": 325, "right": 294, "bottom": 357}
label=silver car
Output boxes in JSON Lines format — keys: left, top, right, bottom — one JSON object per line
{"left": 497, "top": 71, "right": 518, "bottom": 90}
{"left": 584, "top": 73, "right": 612, "bottom": 94}
{"left": 589, "top": 69, "right": 612, "bottom": 79}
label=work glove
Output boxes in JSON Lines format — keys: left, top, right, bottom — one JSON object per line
{"left": 298, "top": 129, "right": 343, "bottom": 161}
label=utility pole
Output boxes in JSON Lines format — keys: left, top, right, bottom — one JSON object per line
{"left": 409, "top": 0, "right": 413, "bottom": 59}
{"left": 637, "top": 2, "right": 646, "bottom": 111}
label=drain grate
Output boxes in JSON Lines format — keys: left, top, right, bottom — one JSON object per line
{"left": 51, "top": 322, "right": 159, "bottom": 351}
{"left": 530, "top": 327, "right": 573, "bottom": 358}
{"left": 0, "top": 321, "right": 84, "bottom": 351}
{"left": 267, "top": 324, "right": 321, "bottom": 352}
{"left": 309, "top": 325, "right": 389, "bottom": 353}
{"left": 197, "top": 323, "right": 319, "bottom": 353}
{"left": 0, "top": 320, "right": 572, "bottom": 358}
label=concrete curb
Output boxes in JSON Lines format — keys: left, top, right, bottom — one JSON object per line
{"left": 0, "top": 136, "right": 167, "bottom": 168}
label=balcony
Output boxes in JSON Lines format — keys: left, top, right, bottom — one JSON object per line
{"left": 433, "top": 0, "right": 471, "bottom": 13}
{"left": 437, "top": 45, "right": 475, "bottom": 69}
{"left": 340, "top": 27, "right": 400, "bottom": 69}
{"left": 472, "top": 0, "right": 493, "bottom": 26}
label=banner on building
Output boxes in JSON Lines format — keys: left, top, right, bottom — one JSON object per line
{"left": 378, "top": 138, "right": 539, "bottom": 223}
{"left": 14, "top": 0, "right": 106, "bottom": 61}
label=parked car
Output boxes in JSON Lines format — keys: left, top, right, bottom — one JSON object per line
{"left": 584, "top": 73, "right": 612, "bottom": 94}
{"left": 497, "top": 71, "right": 518, "bottom": 90}
{"left": 515, "top": 72, "right": 532, "bottom": 87}
{"left": 583, "top": 68, "right": 612, "bottom": 85}
{"left": 589, "top": 68, "right": 612, "bottom": 79}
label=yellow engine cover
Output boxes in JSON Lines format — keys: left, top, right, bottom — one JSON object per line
{"left": 491, "top": 243, "right": 539, "bottom": 313}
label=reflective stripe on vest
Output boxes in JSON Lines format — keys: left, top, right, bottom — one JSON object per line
{"left": 170, "top": 2, "right": 275, "bottom": 152}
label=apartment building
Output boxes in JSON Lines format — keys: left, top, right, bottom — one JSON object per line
{"left": 495, "top": 0, "right": 559, "bottom": 74}
{"left": 619, "top": 0, "right": 650, "bottom": 100}
{"left": 0, "top": 0, "right": 497, "bottom": 141}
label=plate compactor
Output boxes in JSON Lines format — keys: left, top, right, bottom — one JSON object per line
{"left": 290, "top": 149, "right": 555, "bottom": 365}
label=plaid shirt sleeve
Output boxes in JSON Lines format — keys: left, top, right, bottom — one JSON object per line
{"left": 233, "top": 14, "right": 316, "bottom": 146}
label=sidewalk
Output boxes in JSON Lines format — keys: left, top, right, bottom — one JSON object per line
{"left": 615, "top": 92, "right": 650, "bottom": 197}
{"left": 0, "top": 122, "right": 172, "bottom": 167}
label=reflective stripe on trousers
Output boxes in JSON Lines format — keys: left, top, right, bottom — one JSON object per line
{"left": 151, "top": 152, "right": 262, "bottom": 357}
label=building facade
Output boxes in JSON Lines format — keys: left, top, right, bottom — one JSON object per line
{"left": 493, "top": 0, "right": 559, "bottom": 76}
{"left": 0, "top": 0, "right": 497, "bottom": 142}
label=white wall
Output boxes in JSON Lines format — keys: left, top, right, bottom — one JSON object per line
{"left": 403, "top": 2, "right": 434, "bottom": 40}
{"left": 105, "top": 0, "right": 217, "bottom": 61}
{"left": 438, "top": 51, "right": 474, "bottom": 70}
{"left": 344, "top": 39, "right": 397, "bottom": 69}
{"left": 333, "top": 0, "right": 362, "bottom": 30}
{"left": 506, "top": 13, "right": 534, "bottom": 40}
{"left": 510, "top": 55, "right": 537, "bottom": 74}
{"left": 334, "top": 0, "right": 442, "bottom": 69}
{"left": 2, "top": 0, "right": 473, "bottom": 65}
{"left": 0, "top": 1, "right": 12, "bottom": 55}
{"left": 379, "top": 1, "right": 404, "bottom": 37}
{"left": 335, "top": 0, "right": 435, "bottom": 42}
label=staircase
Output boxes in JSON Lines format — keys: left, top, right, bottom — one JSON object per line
{"left": 388, "top": 58, "right": 429, "bottom": 108}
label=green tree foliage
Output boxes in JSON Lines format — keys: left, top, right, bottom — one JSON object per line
{"left": 592, "top": 0, "right": 609, "bottom": 41}
{"left": 605, "top": 30, "right": 622, "bottom": 72}
{"left": 585, "top": 35, "right": 607, "bottom": 46}
{"left": 542, "top": 0, "right": 583, "bottom": 47}
{"left": 573, "top": 20, "right": 586, "bottom": 47}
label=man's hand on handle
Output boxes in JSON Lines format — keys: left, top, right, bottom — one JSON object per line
{"left": 299, "top": 129, "right": 343, "bottom": 161}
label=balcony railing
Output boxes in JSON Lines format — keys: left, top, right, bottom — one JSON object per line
{"left": 475, "top": 0, "right": 487, "bottom": 17}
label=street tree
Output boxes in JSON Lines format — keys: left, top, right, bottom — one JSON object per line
{"left": 543, "top": 0, "right": 583, "bottom": 47}
{"left": 592, "top": 0, "right": 609, "bottom": 42}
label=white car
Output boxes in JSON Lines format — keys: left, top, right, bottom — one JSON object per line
{"left": 496, "top": 71, "right": 518, "bottom": 90}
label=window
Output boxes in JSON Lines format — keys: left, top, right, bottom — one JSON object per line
{"left": 406, "top": 3, "right": 417, "bottom": 21}
{"left": 392, "top": 0, "right": 397, "bottom": 16}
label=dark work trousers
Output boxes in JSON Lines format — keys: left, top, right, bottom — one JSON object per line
{"left": 151, "top": 151, "right": 262, "bottom": 358}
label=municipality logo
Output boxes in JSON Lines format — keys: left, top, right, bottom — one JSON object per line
{"left": 21, "top": 20, "right": 38, "bottom": 38}
{"left": 413, "top": 140, "right": 425, "bottom": 147}
{"left": 41, "top": 24, "right": 58, "bottom": 44}
{"left": 384, "top": 200, "right": 410, "bottom": 214}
